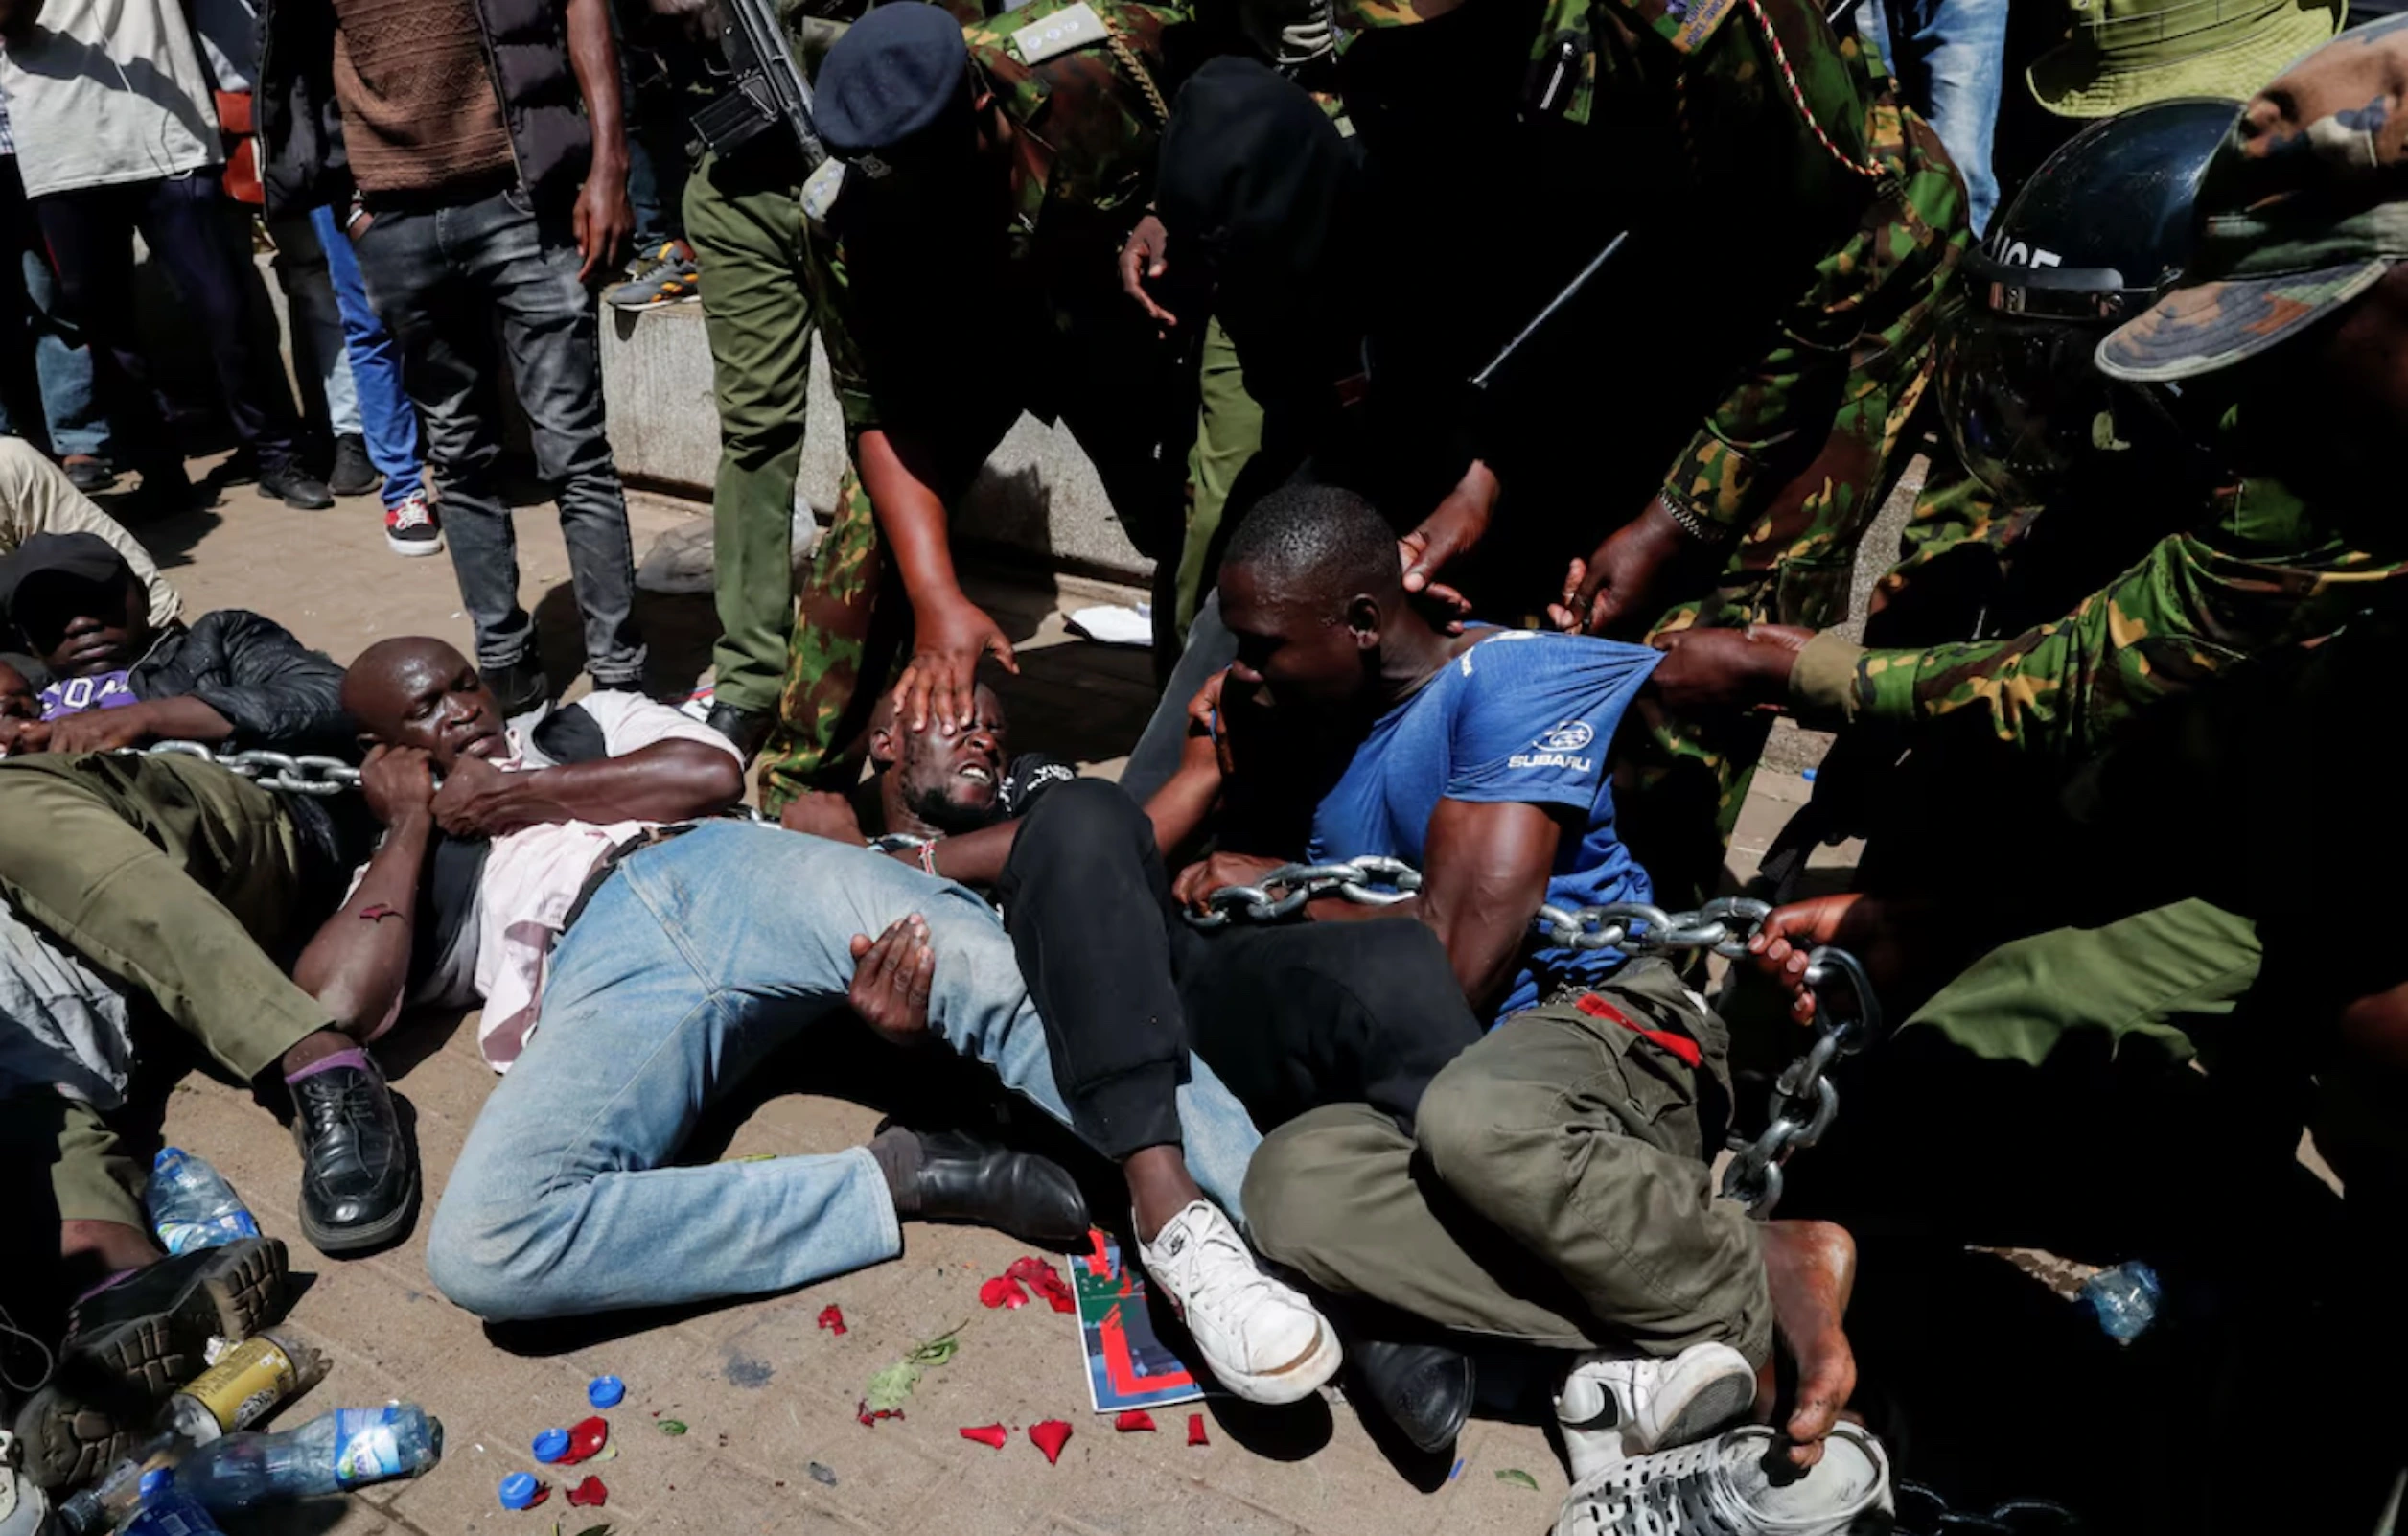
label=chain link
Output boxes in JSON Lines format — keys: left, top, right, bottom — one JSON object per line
{"left": 130, "top": 740, "right": 362, "bottom": 798}
{"left": 1183, "top": 856, "right": 1424, "bottom": 929}
{"left": 1191, "top": 869, "right": 1882, "bottom": 1216}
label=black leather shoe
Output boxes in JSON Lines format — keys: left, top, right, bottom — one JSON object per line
{"left": 257, "top": 461, "right": 335, "bottom": 510}
{"left": 62, "top": 455, "right": 117, "bottom": 495}
{"left": 912, "top": 1129, "right": 1091, "bottom": 1249}
{"left": 1351, "top": 1338, "right": 1473, "bottom": 1455}
{"left": 290, "top": 1060, "right": 417, "bottom": 1255}
{"left": 328, "top": 432, "right": 382, "bottom": 497}
{"left": 486, "top": 657, "right": 552, "bottom": 718}
{"left": 705, "top": 702, "right": 773, "bottom": 764}
{"left": 12, "top": 1238, "right": 289, "bottom": 1489}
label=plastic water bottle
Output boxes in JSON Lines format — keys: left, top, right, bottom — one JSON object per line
{"left": 2078, "top": 1261, "right": 2162, "bottom": 1343}
{"left": 119, "top": 1472, "right": 223, "bottom": 1536}
{"left": 51, "top": 1432, "right": 181, "bottom": 1535}
{"left": 145, "top": 1151, "right": 261, "bottom": 1256}
{"left": 173, "top": 1405, "right": 443, "bottom": 1511}
{"left": 162, "top": 1330, "right": 330, "bottom": 1442}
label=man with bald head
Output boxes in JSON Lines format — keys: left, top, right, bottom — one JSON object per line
{"left": 330, "top": 639, "right": 1123, "bottom": 1325}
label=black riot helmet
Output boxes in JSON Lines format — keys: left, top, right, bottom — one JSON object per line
{"left": 1941, "top": 98, "right": 2239, "bottom": 508}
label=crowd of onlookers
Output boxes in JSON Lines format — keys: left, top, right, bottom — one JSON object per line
{"left": 7, "top": 0, "right": 2408, "bottom": 1533}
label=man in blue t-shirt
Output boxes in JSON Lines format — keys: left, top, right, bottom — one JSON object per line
{"left": 1163, "top": 484, "right": 1862, "bottom": 1501}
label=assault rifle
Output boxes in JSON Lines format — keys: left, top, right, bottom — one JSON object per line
{"left": 692, "top": 0, "right": 828, "bottom": 169}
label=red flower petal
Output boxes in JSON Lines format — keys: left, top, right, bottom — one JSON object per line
{"left": 1113, "top": 1410, "right": 1156, "bottom": 1432}
{"left": 818, "top": 1304, "right": 847, "bottom": 1336}
{"left": 1029, "top": 1419, "right": 1073, "bottom": 1465}
{"left": 979, "top": 1275, "right": 1029, "bottom": 1310}
{"left": 856, "top": 1399, "right": 905, "bottom": 1426}
{"left": 959, "top": 1423, "right": 1009, "bottom": 1449}
{"left": 1006, "top": 1256, "right": 1077, "bottom": 1315}
{"left": 566, "top": 1476, "right": 608, "bottom": 1508}
{"left": 1186, "top": 1413, "right": 1209, "bottom": 1446}
{"left": 523, "top": 1482, "right": 552, "bottom": 1507}
{"left": 558, "top": 1416, "right": 609, "bottom": 1465}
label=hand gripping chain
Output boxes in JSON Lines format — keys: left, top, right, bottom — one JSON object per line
{"left": 131, "top": 739, "right": 363, "bottom": 798}
{"left": 1194, "top": 875, "right": 1883, "bottom": 1215}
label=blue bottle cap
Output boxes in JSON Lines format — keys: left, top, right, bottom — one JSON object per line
{"left": 498, "top": 1471, "right": 544, "bottom": 1509}
{"left": 588, "top": 1374, "right": 626, "bottom": 1409}
{"left": 531, "top": 1427, "right": 571, "bottom": 1462}
{"left": 138, "top": 1468, "right": 174, "bottom": 1500}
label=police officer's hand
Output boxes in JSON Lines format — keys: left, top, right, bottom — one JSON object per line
{"left": 849, "top": 916, "right": 934, "bottom": 1041}
{"left": 359, "top": 744, "right": 438, "bottom": 829}
{"left": 897, "top": 599, "right": 1020, "bottom": 734}
{"left": 1549, "top": 499, "right": 1701, "bottom": 638}
{"left": 1399, "top": 460, "right": 1495, "bottom": 633}
{"left": 1746, "top": 893, "right": 1904, "bottom": 1026}
{"left": 1646, "top": 625, "right": 1814, "bottom": 712}
{"left": 1120, "top": 214, "right": 1177, "bottom": 331}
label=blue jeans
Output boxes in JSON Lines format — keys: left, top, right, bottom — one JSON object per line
{"left": 353, "top": 187, "right": 643, "bottom": 684}
{"left": 425, "top": 824, "right": 1262, "bottom": 1321}
{"left": 310, "top": 205, "right": 425, "bottom": 508}
{"left": 1856, "top": 0, "right": 2006, "bottom": 236}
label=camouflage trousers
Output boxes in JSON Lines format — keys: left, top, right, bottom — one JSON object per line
{"left": 753, "top": 372, "right": 1188, "bottom": 813}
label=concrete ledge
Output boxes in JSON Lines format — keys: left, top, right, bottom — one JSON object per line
{"left": 598, "top": 300, "right": 1153, "bottom": 584}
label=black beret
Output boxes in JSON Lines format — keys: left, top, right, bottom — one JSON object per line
{"left": 817, "top": 3, "right": 973, "bottom": 164}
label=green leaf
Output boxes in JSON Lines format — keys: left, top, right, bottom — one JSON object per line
{"left": 659, "top": 1419, "right": 688, "bottom": 1435}
{"left": 864, "top": 1361, "right": 923, "bottom": 1412}
{"left": 905, "top": 1325, "right": 964, "bottom": 1367}
{"left": 587, "top": 1442, "right": 620, "bottom": 1462}
{"left": 1495, "top": 1469, "right": 1540, "bottom": 1491}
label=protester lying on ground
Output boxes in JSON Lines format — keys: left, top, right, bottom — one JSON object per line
{"left": 1105, "top": 485, "right": 1880, "bottom": 1522}
{"left": 322, "top": 642, "right": 1100, "bottom": 1324}
{"left": 0, "top": 538, "right": 415, "bottom": 1487}
{"left": 780, "top": 686, "right": 1349, "bottom": 1407}
{"left": 0, "top": 438, "right": 178, "bottom": 630}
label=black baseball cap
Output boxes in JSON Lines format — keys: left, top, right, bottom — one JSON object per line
{"left": 0, "top": 532, "right": 135, "bottom": 622}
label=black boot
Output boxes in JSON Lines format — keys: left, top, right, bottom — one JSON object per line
{"left": 328, "top": 433, "right": 381, "bottom": 497}
{"left": 705, "top": 702, "right": 773, "bottom": 764}
{"left": 12, "top": 1238, "right": 289, "bottom": 1489}
{"left": 910, "top": 1129, "right": 1091, "bottom": 1249}
{"left": 485, "top": 656, "right": 552, "bottom": 718}
{"left": 290, "top": 1059, "right": 417, "bottom": 1255}
{"left": 1350, "top": 1338, "right": 1473, "bottom": 1455}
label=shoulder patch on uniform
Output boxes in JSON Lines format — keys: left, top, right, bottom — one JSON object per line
{"left": 1605, "top": 0, "right": 1737, "bottom": 52}
{"left": 1009, "top": 0, "right": 1113, "bottom": 64}
{"left": 800, "top": 158, "right": 847, "bottom": 227}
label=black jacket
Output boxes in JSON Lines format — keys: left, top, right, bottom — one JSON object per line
{"left": 255, "top": 0, "right": 594, "bottom": 216}
{"left": 127, "top": 612, "right": 377, "bottom": 883}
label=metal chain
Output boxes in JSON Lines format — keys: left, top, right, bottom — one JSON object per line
{"left": 131, "top": 740, "right": 362, "bottom": 798}
{"left": 1192, "top": 875, "right": 1883, "bottom": 1216}
{"left": 1183, "top": 856, "right": 1424, "bottom": 929}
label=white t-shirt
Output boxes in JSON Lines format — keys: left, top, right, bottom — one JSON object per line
{"left": 0, "top": 0, "right": 224, "bottom": 198}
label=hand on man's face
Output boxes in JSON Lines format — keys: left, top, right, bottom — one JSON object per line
{"left": 428, "top": 752, "right": 523, "bottom": 840}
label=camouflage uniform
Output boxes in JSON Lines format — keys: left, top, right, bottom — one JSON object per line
{"left": 754, "top": 0, "right": 1187, "bottom": 810}
{"left": 1332, "top": 0, "right": 1969, "bottom": 906}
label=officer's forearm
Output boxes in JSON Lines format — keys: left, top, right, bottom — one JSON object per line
{"left": 858, "top": 429, "right": 970, "bottom": 613}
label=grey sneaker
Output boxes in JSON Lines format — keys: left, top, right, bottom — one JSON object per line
{"left": 1553, "top": 1422, "right": 1895, "bottom": 1536}
{"left": 606, "top": 242, "right": 700, "bottom": 311}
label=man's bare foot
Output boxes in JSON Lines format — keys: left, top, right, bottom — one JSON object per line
{"left": 1757, "top": 1218, "right": 1859, "bottom": 1471}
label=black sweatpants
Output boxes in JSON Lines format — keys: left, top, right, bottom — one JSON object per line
{"left": 993, "top": 779, "right": 1484, "bottom": 1160}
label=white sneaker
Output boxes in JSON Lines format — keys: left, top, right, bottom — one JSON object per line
{"left": 1138, "top": 1200, "right": 1340, "bottom": 1406}
{"left": 1553, "top": 1422, "right": 1893, "bottom": 1536}
{"left": 1556, "top": 1342, "right": 1759, "bottom": 1482}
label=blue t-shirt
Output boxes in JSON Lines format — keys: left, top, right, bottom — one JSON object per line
{"left": 1304, "top": 629, "right": 1660, "bottom": 1021}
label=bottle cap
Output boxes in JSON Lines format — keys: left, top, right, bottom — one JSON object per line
{"left": 498, "top": 1472, "right": 544, "bottom": 1509}
{"left": 588, "top": 1374, "right": 626, "bottom": 1409}
{"left": 138, "top": 1468, "right": 174, "bottom": 1500}
{"left": 532, "top": 1427, "right": 571, "bottom": 1462}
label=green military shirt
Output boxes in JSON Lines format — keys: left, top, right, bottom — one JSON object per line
{"left": 1331, "top": 0, "right": 1964, "bottom": 543}
{"left": 1790, "top": 473, "right": 2408, "bottom": 764}
{"left": 801, "top": 0, "right": 1179, "bottom": 441}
